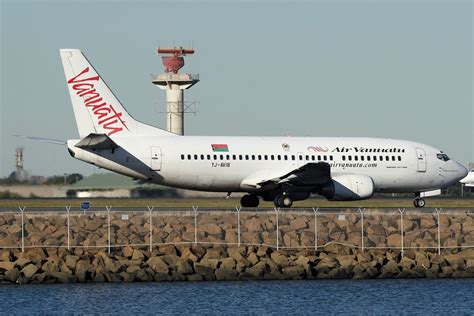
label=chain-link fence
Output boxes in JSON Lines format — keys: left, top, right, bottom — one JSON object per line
{"left": 1, "top": 207, "right": 473, "bottom": 255}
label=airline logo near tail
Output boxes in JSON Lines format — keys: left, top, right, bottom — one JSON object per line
{"left": 67, "top": 66, "right": 128, "bottom": 136}
{"left": 60, "top": 49, "right": 175, "bottom": 138}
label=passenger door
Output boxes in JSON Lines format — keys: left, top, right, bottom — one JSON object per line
{"left": 150, "top": 147, "right": 162, "bottom": 171}
{"left": 416, "top": 148, "right": 426, "bottom": 172}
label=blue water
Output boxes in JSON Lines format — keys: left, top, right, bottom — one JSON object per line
{"left": 0, "top": 279, "right": 473, "bottom": 315}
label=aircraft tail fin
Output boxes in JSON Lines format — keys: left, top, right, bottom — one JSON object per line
{"left": 60, "top": 49, "right": 174, "bottom": 138}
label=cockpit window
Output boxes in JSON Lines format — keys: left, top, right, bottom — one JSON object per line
{"left": 436, "top": 153, "right": 450, "bottom": 161}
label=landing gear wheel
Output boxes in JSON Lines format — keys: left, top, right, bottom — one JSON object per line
{"left": 273, "top": 194, "right": 293, "bottom": 208}
{"left": 240, "top": 194, "right": 259, "bottom": 207}
{"left": 413, "top": 198, "right": 425, "bottom": 208}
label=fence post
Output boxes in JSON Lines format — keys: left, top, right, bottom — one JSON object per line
{"left": 235, "top": 206, "right": 242, "bottom": 246}
{"left": 66, "top": 206, "right": 71, "bottom": 251}
{"left": 147, "top": 206, "right": 154, "bottom": 252}
{"left": 359, "top": 208, "right": 364, "bottom": 252}
{"left": 19, "top": 207, "right": 25, "bottom": 252}
{"left": 275, "top": 208, "right": 280, "bottom": 251}
{"left": 106, "top": 206, "right": 111, "bottom": 254}
{"left": 399, "top": 208, "right": 405, "bottom": 258}
{"left": 192, "top": 206, "right": 198, "bottom": 245}
{"left": 312, "top": 207, "right": 319, "bottom": 251}
{"left": 436, "top": 208, "right": 441, "bottom": 255}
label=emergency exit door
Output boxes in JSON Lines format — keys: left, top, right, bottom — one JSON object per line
{"left": 151, "top": 147, "right": 162, "bottom": 171}
{"left": 416, "top": 148, "right": 426, "bottom": 172}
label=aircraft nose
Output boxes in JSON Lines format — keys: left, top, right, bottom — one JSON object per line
{"left": 455, "top": 162, "right": 468, "bottom": 181}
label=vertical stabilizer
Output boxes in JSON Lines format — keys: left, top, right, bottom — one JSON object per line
{"left": 60, "top": 49, "right": 173, "bottom": 138}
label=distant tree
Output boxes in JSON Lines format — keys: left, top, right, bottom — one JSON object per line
{"left": 45, "top": 173, "right": 84, "bottom": 185}
{"left": 67, "top": 173, "right": 83, "bottom": 185}
{"left": 0, "top": 172, "right": 22, "bottom": 185}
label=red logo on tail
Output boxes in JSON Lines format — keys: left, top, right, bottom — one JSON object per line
{"left": 68, "top": 67, "right": 128, "bottom": 136}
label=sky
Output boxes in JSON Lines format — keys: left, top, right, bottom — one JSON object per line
{"left": 0, "top": 0, "right": 472, "bottom": 177}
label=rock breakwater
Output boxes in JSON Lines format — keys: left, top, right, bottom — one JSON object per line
{"left": 1, "top": 209, "right": 473, "bottom": 283}
{"left": 1, "top": 246, "right": 474, "bottom": 284}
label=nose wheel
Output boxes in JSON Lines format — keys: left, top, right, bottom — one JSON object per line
{"left": 240, "top": 194, "right": 259, "bottom": 207}
{"left": 413, "top": 197, "right": 425, "bottom": 208}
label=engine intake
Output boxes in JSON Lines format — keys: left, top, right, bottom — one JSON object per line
{"left": 319, "top": 174, "right": 374, "bottom": 201}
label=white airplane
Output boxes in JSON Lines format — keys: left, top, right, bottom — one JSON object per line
{"left": 59, "top": 49, "right": 468, "bottom": 208}
{"left": 460, "top": 170, "right": 474, "bottom": 187}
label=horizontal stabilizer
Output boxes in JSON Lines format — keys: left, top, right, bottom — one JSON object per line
{"left": 75, "top": 133, "right": 119, "bottom": 150}
{"left": 14, "top": 135, "right": 66, "bottom": 146}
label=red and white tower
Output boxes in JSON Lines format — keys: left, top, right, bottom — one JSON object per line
{"left": 152, "top": 47, "right": 199, "bottom": 135}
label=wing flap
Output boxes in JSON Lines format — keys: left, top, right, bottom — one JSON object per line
{"left": 243, "top": 162, "right": 331, "bottom": 190}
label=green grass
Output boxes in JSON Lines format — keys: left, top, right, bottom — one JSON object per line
{"left": 0, "top": 197, "right": 473, "bottom": 209}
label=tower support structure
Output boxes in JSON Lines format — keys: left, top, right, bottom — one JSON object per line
{"left": 152, "top": 47, "right": 199, "bottom": 135}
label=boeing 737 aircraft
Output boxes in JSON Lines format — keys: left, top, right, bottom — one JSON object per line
{"left": 59, "top": 49, "right": 468, "bottom": 208}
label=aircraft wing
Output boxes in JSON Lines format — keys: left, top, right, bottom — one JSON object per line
{"left": 242, "top": 162, "right": 331, "bottom": 189}
{"left": 75, "top": 133, "right": 119, "bottom": 150}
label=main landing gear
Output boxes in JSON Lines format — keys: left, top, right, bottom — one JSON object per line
{"left": 240, "top": 194, "right": 259, "bottom": 207}
{"left": 413, "top": 197, "right": 426, "bottom": 208}
{"left": 274, "top": 193, "right": 293, "bottom": 208}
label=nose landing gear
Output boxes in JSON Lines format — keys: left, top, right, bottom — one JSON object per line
{"left": 413, "top": 197, "right": 426, "bottom": 208}
{"left": 240, "top": 194, "right": 260, "bottom": 207}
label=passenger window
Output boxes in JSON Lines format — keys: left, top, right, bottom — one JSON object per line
{"left": 299, "top": 155, "right": 303, "bottom": 160}
{"left": 367, "top": 156, "right": 370, "bottom": 161}
{"left": 181, "top": 154, "right": 185, "bottom": 160}
{"left": 271, "top": 155, "right": 275, "bottom": 160}
{"left": 355, "top": 156, "right": 358, "bottom": 161}
{"left": 318, "top": 155, "right": 321, "bottom": 161}
{"left": 284, "top": 155, "right": 288, "bottom": 161}
{"left": 379, "top": 156, "right": 383, "bottom": 161}
{"left": 251, "top": 155, "right": 255, "bottom": 160}
{"left": 398, "top": 156, "right": 401, "bottom": 161}
{"left": 220, "top": 155, "right": 223, "bottom": 160}
{"left": 264, "top": 155, "right": 268, "bottom": 160}
{"left": 348, "top": 156, "right": 352, "bottom": 161}
{"left": 361, "top": 156, "right": 364, "bottom": 161}
{"left": 305, "top": 155, "right": 309, "bottom": 161}
{"left": 239, "top": 155, "right": 242, "bottom": 160}
{"left": 291, "top": 155, "right": 295, "bottom": 161}
{"left": 232, "top": 155, "right": 236, "bottom": 160}
{"left": 200, "top": 154, "right": 204, "bottom": 160}
{"left": 207, "top": 154, "right": 211, "bottom": 160}
{"left": 342, "top": 155, "right": 346, "bottom": 161}
{"left": 226, "top": 155, "right": 230, "bottom": 160}
{"left": 392, "top": 156, "right": 395, "bottom": 161}
{"left": 258, "top": 155, "right": 262, "bottom": 160}
{"left": 330, "top": 155, "right": 333, "bottom": 161}
{"left": 213, "top": 154, "right": 217, "bottom": 160}
{"left": 385, "top": 156, "right": 389, "bottom": 161}
{"left": 187, "top": 154, "right": 191, "bottom": 160}
{"left": 277, "top": 155, "right": 281, "bottom": 160}
{"left": 245, "top": 155, "right": 249, "bottom": 160}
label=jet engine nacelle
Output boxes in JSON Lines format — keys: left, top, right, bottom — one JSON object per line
{"left": 319, "top": 174, "right": 374, "bottom": 201}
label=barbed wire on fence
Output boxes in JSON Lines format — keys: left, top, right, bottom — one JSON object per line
{"left": 0, "top": 206, "right": 473, "bottom": 256}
